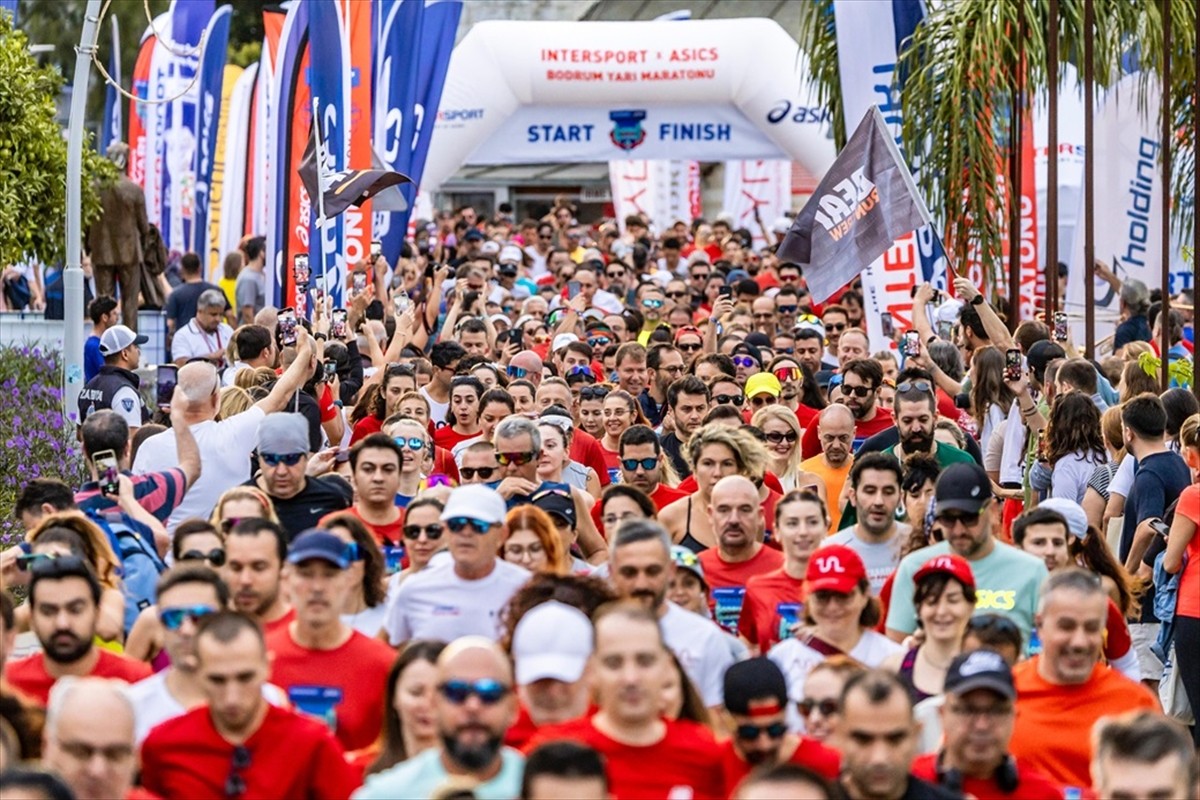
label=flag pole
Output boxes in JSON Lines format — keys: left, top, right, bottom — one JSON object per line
{"left": 310, "top": 96, "right": 332, "bottom": 299}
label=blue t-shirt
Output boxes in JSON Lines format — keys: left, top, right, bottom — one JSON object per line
{"left": 84, "top": 335, "right": 104, "bottom": 382}
{"left": 1121, "top": 450, "right": 1191, "bottom": 622}
{"left": 1113, "top": 314, "right": 1152, "bottom": 350}
{"left": 354, "top": 747, "right": 524, "bottom": 800}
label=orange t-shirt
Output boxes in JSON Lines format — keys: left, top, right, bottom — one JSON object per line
{"left": 1009, "top": 658, "right": 1158, "bottom": 789}
{"left": 799, "top": 454, "right": 852, "bottom": 533}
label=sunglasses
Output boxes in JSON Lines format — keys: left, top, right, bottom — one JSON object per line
{"left": 438, "top": 678, "right": 511, "bottom": 705}
{"left": 580, "top": 386, "right": 610, "bottom": 401}
{"left": 506, "top": 365, "right": 528, "bottom": 378}
{"left": 749, "top": 395, "right": 778, "bottom": 407}
{"left": 495, "top": 450, "right": 536, "bottom": 466}
{"left": 459, "top": 466, "right": 497, "bottom": 481}
{"left": 180, "top": 548, "right": 226, "bottom": 567}
{"left": 779, "top": 274, "right": 800, "bottom": 283}
{"left": 394, "top": 436, "right": 426, "bottom": 451}
{"left": 621, "top": 457, "right": 659, "bottom": 472}
{"left": 774, "top": 367, "right": 803, "bottom": 382}
{"left": 732, "top": 356, "right": 758, "bottom": 368}
{"left": 825, "top": 322, "right": 847, "bottom": 332}
{"left": 260, "top": 452, "right": 305, "bottom": 467}
{"left": 445, "top": 517, "right": 494, "bottom": 534}
{"left": 225, "top": 745, "right": 251, "bottom": 798}
{"left": 642, "top": 298, "right": 664, "bottom": 309}
{"left": 220, "top": 517, "right": 246, "bottom": 535}
{"left": 896, "top": 379, "right": 934, "bottom": 394}
{"left": 403, "top": 524, "right": 443, "bottom": 541}
{"left": 588, "top": 336, "right": 611, "bottom": 348}
{"left": 777, "top": 305, "right": 798, "bottom": 314}
{"left": 713, "top": 394, "right": 744, "bottom": 406}
{"left": 665, "top": 291, "right": 687, "bottom": 299}
{"left": 736, "top": 721, "right": 788, "bottom": 741}
{"left": 691, "top": 273, "right": 711, "bottom": 281}
{"left": 967, "top": 614, "right": 1021, "bottom": 636}
{"left": 160, "top": 604, "right": 218, "bottom": 631}
{"left": 798, "top": 698, "right": 840, "bottom": 717}
{"left": 936, "top": 511, "right": 982, "bottom": 527}
{"left": 764, "top": 431, "right": 798, "bottom": 444}
{"left": 566, "top": 365, "right": 593, "bottom": 378}
{"left": 677, "top": 342, "right": 703, "bottom": 353}
{"left": 607, "top": 270, "right": 625, "bottom": 279}
{"left": 842, "top": 384, "right": 875, "bottom": 398}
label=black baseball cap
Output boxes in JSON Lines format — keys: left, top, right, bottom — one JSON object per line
{"left": 944, "top": 649, "right": 1016, "bottom": 700}
{"left": 724, "top": 657, "right": 789, "bottom": 716}
{"left": 934, "top": 462, "right": 993, "bottom": 515}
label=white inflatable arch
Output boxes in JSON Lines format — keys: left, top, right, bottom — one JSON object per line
{"left": 422, "top": 18, "right": 837, "bottom": 191}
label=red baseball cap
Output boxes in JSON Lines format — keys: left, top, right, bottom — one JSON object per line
{"left": 913, "top": 553, "right": 976, "bottom": 592}
{"left": 805, "top": 545, "right": 866, "bottom": 594}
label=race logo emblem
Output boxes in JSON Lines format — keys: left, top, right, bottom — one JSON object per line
{"left": 609, "top": 109, "right": 647, "bottom": 152}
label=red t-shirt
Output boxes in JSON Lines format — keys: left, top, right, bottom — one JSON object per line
{"left": 265, "top": 626, "right": 395, "bottom": 752}
{"left": 591, "top": 482, "right": 688, "bottom": 531}
{"left": 350, "top": 415, "right": 384, "bottom": 445}
{"left": 4, "top": 650, "right": 152, "bottom": 706}
{"left": 434, "top": 445, "right": 460, "bottom": 482}
{"left": 800, "top": 406, "right": 895, "bottom": 459}
{"left": 571, "top": 429, "right": 612, "bottom": 487}
{"left": 140, "top": 704, "right": 359, "bottom": 800}
{"left": 719, "top": 735, "right": 840, "bottom": 796}
{"left": 700, "top": 545, "right": 785, "bottom": 634}
{"left": 911, "top": 753, "right": 1066, "bottom": 800}
{"left": 320, "top": 505, "right": 404, "bottom": 547}
{"left": 794, "top": 404, "right": 819, "bottom": 431}
{"left": 597, "top": 442, "right": 621, "bottom": 484}
{"left": 528, "top": 716, "right": 724, "bottom": 800}
{"left": 433, "top": 425, "right": 478, "bottom": 450}
{"left": 263, "top": 607, "right": 296, "bottom": 638}
{"left": 739, "top": 567, "right": 806, "bottom": 652}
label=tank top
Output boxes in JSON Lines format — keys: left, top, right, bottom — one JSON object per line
{"left": 897, "top": 647, "right": 935, "bottom": 704}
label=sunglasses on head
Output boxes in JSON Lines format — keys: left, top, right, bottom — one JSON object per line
{"left": 842, "top": 384, "right": 875, "bottom": 398}
{"left": 403, "top": 524, "right": 443, "bottom": 541}
{"left": 621, "top": 457, "right": 659, "bottom": 472}
{"left": 394, "top": 436, "right": 426, "bottom": 451}
{"left": 580, "top": 386, "right": 610, "bottom": 401}
{"left": 160, "top": 604, "right": 218, "bottom": 631}
{"left": 736, "top": 721, "right": 788, "bottom": 741}
{"left": 459, "top": 466, "right": 496, "bottom": 481}
{"left": 438, "top": 678, "right": 511, "bottom": 705}
{"left": 733, "top": 356, "right": 758, "bottom": 368}
{"left": 714, "top": 393, "right": 744, "bottom": 406}
{"left": 764, "top": 430, "right": 798, "bottom": 444}
{"left": 495, "top": 450, "right": 536, "bottom": 466}
{"left": 506, "top": 365, "right": 528, "bottom": 378}
{"left": 260, "top": 452, "right": 305, "bottom": 467}
{"left": 896, "top": 379, "right": 933, "bottom": 394}
{"left": 798, "top": 698, "right": 839, "bottom": 717}
{"left": 180, "top": 548, "right": 226, "bottom": 567}
{"left": 445, "top": 517, "right": 494, "bottom": 534}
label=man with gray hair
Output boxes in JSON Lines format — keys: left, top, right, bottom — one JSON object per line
{"left": 1114, "top": 278, "right": 1152, "bottom": 353}
{"left": 170, "top": 286, "right": 235, "bottom": 366}
{"left": 492, "top": 414, "right": 553, "bottom": 507}
{"left": 42, "top": 677, "right": 138, "bottom": 800}
{"left": 164, "top": 250, "right": 229, "bottom": 345}
{"left": 608, "top": 519, "right": 734, "bottom": 709}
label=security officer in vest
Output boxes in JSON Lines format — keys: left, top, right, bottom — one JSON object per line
{"left": 78, "top": 324, "right": 150, "bottom": 429}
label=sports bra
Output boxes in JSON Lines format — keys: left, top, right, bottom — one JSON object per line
{"left": 678, "top": 497, "right": 710, "bottom": 554}
{"left": 898, "top": 647, "right": 935, "bottom": 704}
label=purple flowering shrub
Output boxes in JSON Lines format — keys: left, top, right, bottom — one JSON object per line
{"left": 0, "top": 346, "right": 85, "bottom": 550}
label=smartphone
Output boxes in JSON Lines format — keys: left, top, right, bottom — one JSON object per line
{"left": 294, "top": 290, "right": 308, "bottom": 319}
{"left": 936, "top": 319, "right": 954, "bottom": 340}
{"left": 293, "top": 254, "right": 310, "bottom": 287}
{"left": 718, "top": 285, "right": 733, "bottom": 298}
{"left": 393, "top": 289, "right": 411, "bottom": 316}
{"left": 331, "top": 308, "right": 348, "bottom": 339}
{"left": 279, "top": 308, "right": 298, "bottom": 346}
{"left": 1053, "top": 312, "right": 1068, "bottom": 342}
{"left": 155, "top": 364, "right": 177, "bottom": 410}
{"left": 931, "top": 290, "right": 944, "bottom": 305}
{"left": 323, "top": 361, "right": 338, "bottom": 382}
{"left": 352, "top": 272, "right": 367, "bottom": 295}
{"left": 1004, "top": 348, "right": 1022, "bottom": 382}
{"left": 1150, "top": 518, "right": 1171, "bottom": 538}
{"left": 567, "top": 280, "right": 582, "bottom": 300}
{"left": 94, "top": 449, "right": 120, "bottom": 495}
{"left": 314, "top": 287, "right": 325, "bottom": 310}
{"left": 880, "top": 312, "right": 895, "bottom": 339}
{"left": 370, "top": 240, "right": 382, "bottom": 259}
{"left": 902, "top": 331, "right": 921, "bottom": 357}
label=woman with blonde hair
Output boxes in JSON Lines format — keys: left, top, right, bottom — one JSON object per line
{"left": 1083, "top": 404, "right": 1127, "bottom": 530}
{"left": 233, "top": 365, "right": 276, "bottom": 392}
{"left": 216, "top": 385, "right": 253, "bottom": 421}
{"left": 209, "top": 485, "right": 279, "bottom": 531}
{"left": 501, "top": 505, "right": 568, "bottom": 575}
{"left": 752, "top": 405, "right": 806, "bottom": 492}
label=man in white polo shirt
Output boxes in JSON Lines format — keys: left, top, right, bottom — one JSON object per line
{"left": 382, "top": 484, "right": 530, "bottom": 645}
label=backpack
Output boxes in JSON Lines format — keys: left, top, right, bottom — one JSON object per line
{"left": 86, "top": 509, "right": 168, "bottom": 635}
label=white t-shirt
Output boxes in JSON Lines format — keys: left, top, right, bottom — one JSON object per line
{"left": 821, "top": 528, "right": 903, "bottom": 595}
{"left": 768, "top": 630, "right": 903, "bottom": 730}
{"left": 172, "top": 319, "right": 235, "bottom": 362}
{"left": 419, "top": 386, "right": 450, "bottom": 426}
{"left": 133, "top": 405, "right": 266, "bottom": 529}
{"left": 128, "top": 670, "right": 286, "bottom": 745}
{"left": 341, "top": 604, "right": 389, "bottom": 638}
{"left": 383, "top": 558, "right": 530, "bottom": 645}
{"left": 1110, "top": 454, "right": 1136, "bottom": 498}
{"left": 659, "top": 601, "right": 736, "bottom": 708}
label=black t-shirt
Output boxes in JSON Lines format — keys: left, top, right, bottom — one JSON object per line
{"left": 662, "top": 431, "right": 691, "bottom": 479}
{"left": 248, "top": 475, "right": 353, "bottom": 541}
{"left": 1121, "top": 450, "right": 1191, "bottom": 622}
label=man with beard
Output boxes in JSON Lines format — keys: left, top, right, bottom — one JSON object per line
{"left": 661, "top": 376, "right": 710, "bottom": 479}
{"left": 527, "top": 603, "right": 724, "bottom": 799}
{"left": 222, "top": 518, "right": 294, "bottom": 636}
{"left": 699, "top": 476, "right": 784, "bottom": 633}
{"left": 799, "top": 359, "right": 893, "bottom": 459}
{"left": 608, "top": 520, "right": 734, "bottom": 709}
{"left": 355, "top": 636, "right": 525, "bottom": 799}
{"left": 639, "top": 344, "right": 684, "bottom": 426}
{"left": 884, "top": 379, "right": 975, "bottom": 468}
{"left": 141, "top": 611, "right": 358, "bottom": 798}
{"left": 719, "top": 657, "right": 840, "bottom": 795}
{"left": 824, "top": 454, "right": 909, "bottom": 594}
{"left": 885, "top": 463, "right": 1048, "bottom": 653}
{"left": 5, "top": 557, "right": 150, "bottom": 705}
{"left": 801, "top": 404, "right": 856, "bottom": 532}
{"left": 266, "top": 530, "right": 395, "bottom": 753}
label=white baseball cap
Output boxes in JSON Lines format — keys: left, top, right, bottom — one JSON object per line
{"left": 511, "top": 600, "right": 594, "bottom": 685}
{"left": 440, "top": 484, "right": 507, "bottom": 526}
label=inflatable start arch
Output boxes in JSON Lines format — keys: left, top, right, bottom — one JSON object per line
{"left": 422, "top": 18, "right": 837, "bottom": 192}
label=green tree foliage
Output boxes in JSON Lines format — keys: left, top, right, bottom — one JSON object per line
{"left": 0, "top": 12, "right": 115, "bottom": 266}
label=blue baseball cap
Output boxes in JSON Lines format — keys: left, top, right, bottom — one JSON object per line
{"left": 286, "top": 530, "right": 349, "bottom": 569}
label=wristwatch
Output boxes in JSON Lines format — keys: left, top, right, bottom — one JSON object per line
{"left": 970, "top": 295, "right": 985, "bottom": 306}
{"left": 313, "top": 332, "right": 328, "bottom": 341}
